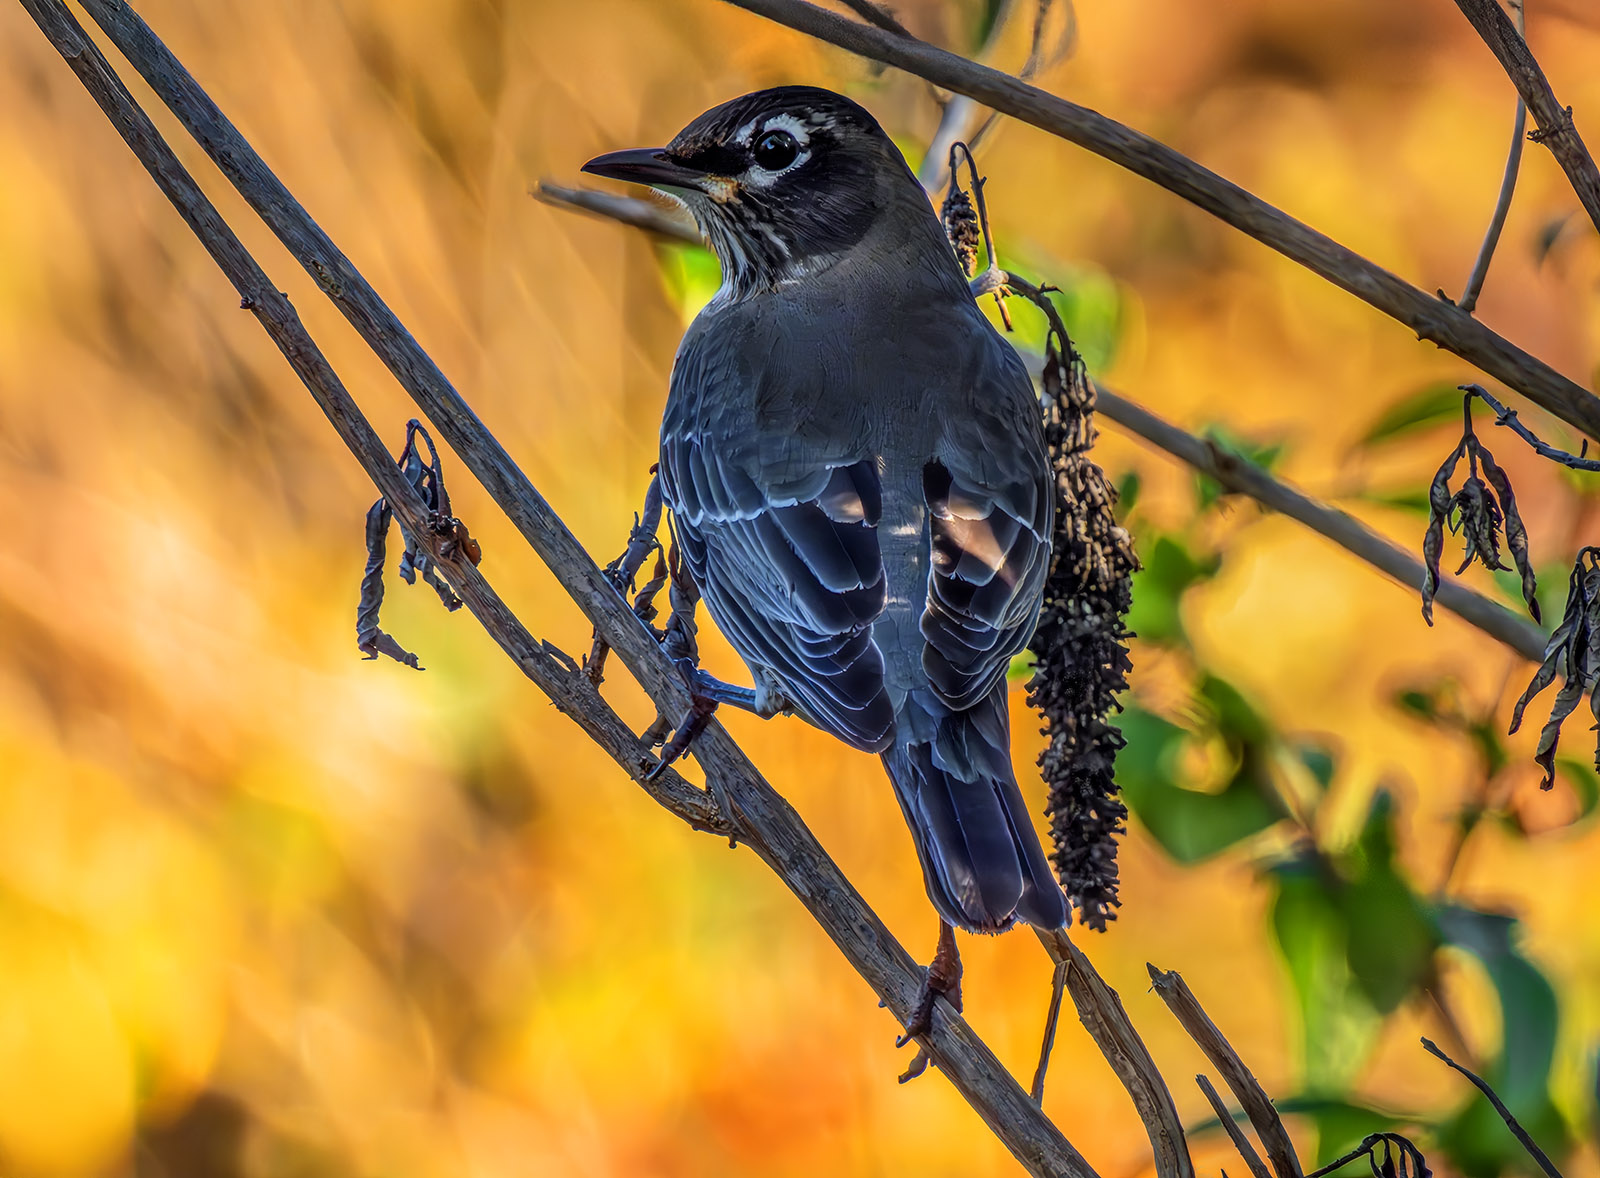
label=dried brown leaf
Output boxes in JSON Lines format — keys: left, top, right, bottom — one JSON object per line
{"left": 1421, "top": 442, "right": 1465, "bottom": 624}
{"left": 1477, "top": 443, "right": 1540, "bottom": 622}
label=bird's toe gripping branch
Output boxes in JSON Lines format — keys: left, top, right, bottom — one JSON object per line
{"left": 896, "top": 921, "right": 965, "bottom": 1083}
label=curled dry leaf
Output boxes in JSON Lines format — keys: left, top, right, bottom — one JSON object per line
{"left": 1509, "top": 547, "right": 1600, "bottom": 788}
{"left": 1477, "top": 445, "right": 1540, "bottom": 623}
{"left": 356, "top": 419, "right": 478, "bottom": 669}
{"left": 1421, "top": 444, "right": 1463, "bottom": 625}
{"left": 357, "top": 498, "right": 422, "bottom": 669}
{"left": 1449, "top": 477, "right": 1505, "bottom": 575}
{"left": 1420, "top": 394, "right": 1539, "bottom": 625}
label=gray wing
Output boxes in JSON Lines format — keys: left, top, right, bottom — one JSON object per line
{"left": 919, "top": 338, "right": 1053, "bottom": 712}
{"left": 661, "top": 327, "right": 897, "bottom": 752}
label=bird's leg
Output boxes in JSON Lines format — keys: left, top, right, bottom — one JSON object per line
{"left": 643, "top": 540, "right": 723, "bottom": 778}
{"left": 896, "top": 920, "right": 964, "bottom": 1082}
{"left": 586, "top": 470, "right": 665, "bottom": 687}
{"left": 637, "top": 520, "right": 777, "bottom": 776}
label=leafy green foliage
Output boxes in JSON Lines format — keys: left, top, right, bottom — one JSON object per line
{"left": 1272, "top": 856, "right": 1383, "bottom": 1093}
{"left": 1433, "top": 907, "right": 1569, "bottom": 1173}
{"left": 1352, "top": 381, "right": 1470, "bottom": 450}
{"left": 1116, "top": 684, "right": 1281, "bottom": 864}
{"left": 1113, "top": 409, "right": 1577, "bottom": 1173}
{"left": 653, "top": 241, "right": 721, "bottom": 322}
{"left": 1341, "top": 793, "right": 1437, "bottom": 1014}
{"left": 1125, "top": 533, "right": 1221, "bottom": 645}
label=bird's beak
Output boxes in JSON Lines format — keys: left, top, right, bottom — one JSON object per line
{"left": 581, "top": 147, "right": 706, "bottom": 191}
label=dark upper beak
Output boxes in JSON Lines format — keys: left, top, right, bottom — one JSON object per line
{"left": 581, "top": 147, "right": 705, "bottom": 190}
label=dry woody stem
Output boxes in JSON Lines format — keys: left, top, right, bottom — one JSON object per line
{"left": 1448, "top": 0, "right": 1600, "bottom": 238}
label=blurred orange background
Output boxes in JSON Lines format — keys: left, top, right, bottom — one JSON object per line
{"left": 2, "top": 0, "right": 1600, "bottom": 1174}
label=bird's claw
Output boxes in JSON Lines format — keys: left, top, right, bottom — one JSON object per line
{"left": 895, "top": 921, "right": 963, "bottom": 1082}
{"left": 642, "top": 658, "right": 719, "bottom": 779}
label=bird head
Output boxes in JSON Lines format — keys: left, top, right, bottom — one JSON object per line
{"left": 583, "top": 86, "right": 928, "bottom": 298}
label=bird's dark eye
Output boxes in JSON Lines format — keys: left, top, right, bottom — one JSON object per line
{"left": 752, "top": 129, "right": 800, "bottom": 171}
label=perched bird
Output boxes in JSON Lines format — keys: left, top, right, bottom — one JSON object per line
{"left": 584, "top": 86, "right": 1067, "bottom": 1035}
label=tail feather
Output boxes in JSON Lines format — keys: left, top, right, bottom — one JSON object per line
{"left": 883, "top": 690, "right": 1068, "bottom": 932}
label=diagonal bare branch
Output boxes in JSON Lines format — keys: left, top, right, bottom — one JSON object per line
{"left": 22, "top": 1, "right": 1104, "bottom": 1174}
{"left": 1421, "top": 1037, "right": 1564, "bottom": 1178}
{"left": 1148, "top": 966, "right": 1303, "bottom": 1178}
{"left": 1448, "top": 0, "right": 1600, "bottom": 238}
{"left": 1038, "top": 930, "right": 1193, "bottom": 1178}
{"left": 1196, "top": 1074, "right": 1273, "bottom": 1178}
{"left": 534, "top": 181, "right": 1546, "bottom": 664}
{"left": 717, "top": 0, "right": 1600, "bottom": 443}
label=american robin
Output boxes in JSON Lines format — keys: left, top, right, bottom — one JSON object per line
{"left": 584, "top": 86, "right": 1067, "bottom": 1041}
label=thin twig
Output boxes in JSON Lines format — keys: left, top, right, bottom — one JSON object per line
{"left": 834, "top": 0, "right": 910, "bottom": 38}
{"left": 37, "top": 2, "right": 1102, "bottom": 1174}
{"left": 1196, "top": 1074, "right": 1273, "bottom": 1178}
{"left": 534, "top": 182, "right": 1546, "bottom": 662}
{"left": 949, "top": 141, "right": 1011, "bottom": 327}
{"left": 1040, "top": 931, "right": 1194, "bottom": 1178}
{"left": 1030, "top": 958, "right": 1070, "bottom": 1104}
{"left": 718, "top": 0, "right": 1600, "bottom": 442}
{"left": 1463, "top": 383, "right": 1600, "bottom": 472}
{"left": 1448, "top": 0, "right": 1600, "bottom": 237}
{"left": 1148, "top": 966, "right": 1303, "bottom": 1178}
{"left": 1420, "top": 1037, "right": 1564, "bottom": 1178}
{"left": 1458, "top": 0, "right": 1526, "bottom": 314}
{"left": 533, "top": 181, "right": 700, "bottom": 242}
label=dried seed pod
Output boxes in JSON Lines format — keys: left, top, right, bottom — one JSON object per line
{"left": 941, "top": 184, "right": 981, "bottom": 278}
{"left": 1027, "top": 323, "right": 1139, "bottom": 930}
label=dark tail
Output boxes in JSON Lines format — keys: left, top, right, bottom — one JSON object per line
{"left": 882, "top": 689, "right": 1068, "bottom": 933}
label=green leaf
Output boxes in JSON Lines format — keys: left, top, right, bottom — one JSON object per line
{"left": 1430, "top": 905, "right": 1569, "bottom": 1178}
{"left": 1273, "top": 1097, "right": 1403, "bottom": 1168}
{"left": 1351, "top": 487, "right": 1433, "bottom": 516}
{"left": 1270, "top": 856, "right": 1382, "bottom": 1091}
{"left": 1352, "top": 381, "right": 1466, "bottom": 450}
{"left": 996, "top": 254, "right": 1126, "bottom": 372}
{"left": 1125, "top": 534, "right": 1221, "bottom": 646}
{"left": 1394, "top": 687, "right": 1440, "bottom": 722}
{"left": 1199, "top": 674, "right": 1274, "bottom": 747}
{"left": 1118, "top": 705, "right": 1280, "bottom": 864}
{"left": 1437, "top": 906, "right": 1558, "bottom": 1107}
{"left": 653, "top": 242, "right": 722, "bottom": 322}
{"left": 1295, "top": 739, "right": 1338, "bottom": 793}
{"left": 1464, "top": 719, "right": 1509, "bottom": 779}
{"left": 1115, "top": 470, "right": 1141, "bottom": 515}
{"left": 1006, "top": 650, "right": 1037, "bottom": 683}
{"left": 1339, "top": 793, "right": 1438, "bottom": 1013}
